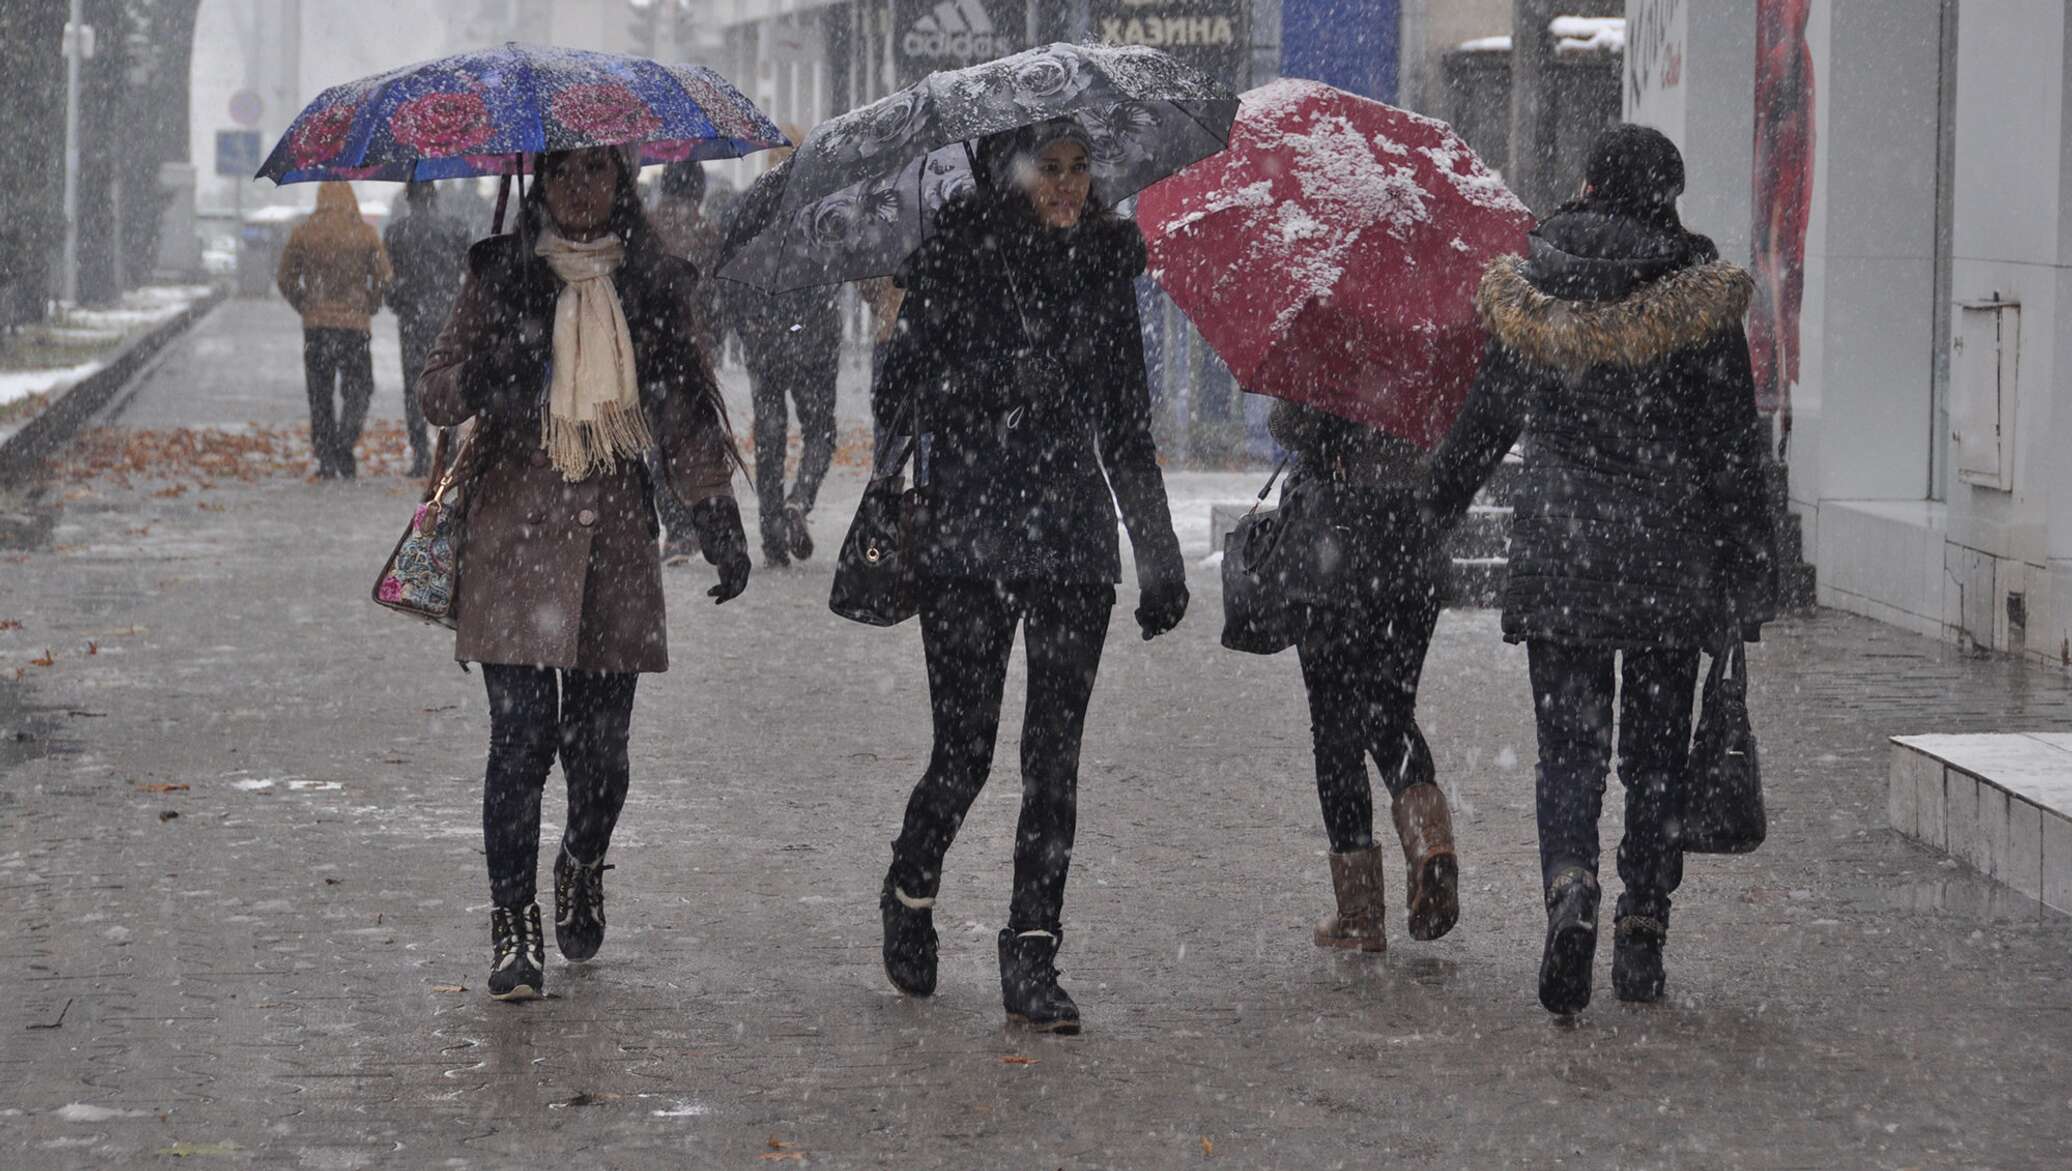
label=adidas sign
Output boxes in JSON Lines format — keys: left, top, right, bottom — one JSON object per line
{"left": 903, "top": 0, "right": 1017, "bottom": 61}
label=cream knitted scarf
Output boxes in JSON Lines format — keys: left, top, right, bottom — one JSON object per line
{"left": 534, "top": 225, "right": 656, "bottom": 481}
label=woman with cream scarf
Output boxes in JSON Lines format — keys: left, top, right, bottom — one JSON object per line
{"left": 420, "top": 147, "right": 750, "bottom": 1002}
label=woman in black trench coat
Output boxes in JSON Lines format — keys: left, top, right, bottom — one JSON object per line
{"left": 1428, "top": 125, "right": 1777, "bottom": 1015}
{"left": 871, "top": 118, "right": 1189, "bottom": 1034}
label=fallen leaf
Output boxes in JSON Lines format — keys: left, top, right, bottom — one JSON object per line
{"left": 86, "top": 640, "right": 97, "bottom": 655}
{"left": 0, "top": 619, "right": 21, "bottom": 631}
{"left": 430, "top": 984, "right": 466, "bottom": 993}
{"left": 30, "top": 649, "right": 54, "bottom": 667}
{"left": 136, "top": 783, "right": 189, "bottom": 793}
{"left": 1202, "top": 1137, "right": 1214, "bottom": 1157}
{"left": 323, "top": 877, "right": 342, "bottom": 885}
{"left": 1000, "top": 1055, "right": 1038, "bottom": 1066}
{"left": 158, "top": 810, "right": 180, "bottom": 822}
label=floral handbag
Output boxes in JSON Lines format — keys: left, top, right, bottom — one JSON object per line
{"left": 372, "top": 427, "right": 477, "bottom": 628}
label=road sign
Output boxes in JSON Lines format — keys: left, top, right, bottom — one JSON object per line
{"left": 229, "top": 90, "right": 264, "bottom": 128}
{"left": 216, "top": 129, "right": 263, "bottom": 178}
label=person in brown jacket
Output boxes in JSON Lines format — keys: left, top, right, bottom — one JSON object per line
{"left": 419, "top": 146, "right": 751, "bottom": 1002}
{"left": 276, "top": 182, "right": 392, "bottom": 478}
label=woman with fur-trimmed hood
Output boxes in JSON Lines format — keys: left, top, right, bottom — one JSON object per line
{"left": 1428, "top": 124, "right": 1777, "bottom": 1016}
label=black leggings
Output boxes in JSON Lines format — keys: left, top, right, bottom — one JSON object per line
{"left": 480, "top": 665, "right": 639, "bottom": 908}
{"left": 1526, "top": 642, "right": 1700, "bottom": 925}
{"left": 889, "top": 578, "right": 1114, "bottom": 933}
{"left": 1295, "top": 588, "right": 1442, "bottom": 854}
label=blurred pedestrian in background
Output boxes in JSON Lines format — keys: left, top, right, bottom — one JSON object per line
{"left": 277, "top": 182, "right": 391, "bottom": 479}
{"left": 382, "top": 180, "right": 472, "bottom": 477}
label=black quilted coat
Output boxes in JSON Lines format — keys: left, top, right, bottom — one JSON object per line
{"left": 1427, "top": 209, "right": 1778, "bottom": 649}
{"left": 873, "top": 196, "right": 1182, "bottom": 587}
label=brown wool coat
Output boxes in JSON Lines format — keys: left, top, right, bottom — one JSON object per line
{"left": 420, "top": 232, "right": 735, "bottom": 674}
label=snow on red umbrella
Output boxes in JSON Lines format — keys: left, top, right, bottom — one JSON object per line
{"left": 1137, "top": 78, "right": 1533, "bottom": 448}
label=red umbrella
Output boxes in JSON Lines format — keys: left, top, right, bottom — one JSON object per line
{"left": 1137, "top": 79, "right": 1532, "bottom": 448}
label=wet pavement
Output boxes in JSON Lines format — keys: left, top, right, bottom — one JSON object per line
{"left": 2, "top": 297, "right": 2070, "bottom": 1169}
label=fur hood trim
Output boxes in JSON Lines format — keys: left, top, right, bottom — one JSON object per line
{"left": 1476, "top": 255, "right": 1753, "bottom": 372}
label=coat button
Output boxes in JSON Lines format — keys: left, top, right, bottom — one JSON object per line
{"left": 531, "top": 450, "right": 548, "bottom": 467}
{"left": 577, "top": 509, "right": 597, "bottom": 527}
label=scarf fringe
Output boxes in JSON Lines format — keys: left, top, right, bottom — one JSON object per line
{"left": 544, "top": 400, "right": 657, "bottom": 483}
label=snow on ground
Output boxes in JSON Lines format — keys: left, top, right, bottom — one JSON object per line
{"left": 0, "top": 361, "right": 105, "bottom": 409}
{"left": 1151, "top": 468, "right": 1273, "bottom": 561}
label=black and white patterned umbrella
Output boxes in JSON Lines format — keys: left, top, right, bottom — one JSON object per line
{"left": 716, "top": 42, "right": 1237, "bottom": 293}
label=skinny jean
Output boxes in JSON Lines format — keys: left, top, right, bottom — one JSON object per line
{"left": 481, "top": 665, "right": 639, "bottom": 908}
{"left": 1525, "top": 641, "right": 1700, "bottom": 925}
{"left": 888, "top": 577, "right": 1114, "bottom": 933}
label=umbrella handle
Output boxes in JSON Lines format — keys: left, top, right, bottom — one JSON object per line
{"left": 492, "top": 169, "right": 511, "bottom": 235}
{"left": 1247, "top": 457, "right": 1289, "bottom": 514}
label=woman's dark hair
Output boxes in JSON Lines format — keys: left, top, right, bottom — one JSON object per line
{"left": 523, "top": 148, "right": 654, "bottom": 252}
{"left": 1575, "top": 123, "right": 1687, "bottom": 231}
{"left": 964, "top": 126, "right": 1115, "bottom": 231}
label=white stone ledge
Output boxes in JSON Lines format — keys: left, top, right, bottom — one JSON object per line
{"left": 1890, "top": 733, "right": 2072, "bottom": 914}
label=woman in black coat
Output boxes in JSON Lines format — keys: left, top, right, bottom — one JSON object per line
{"left": 872, "top": 118, "right": 1189, "bottom": 1034}
{"left": 1428, "top": 125, "right": 1777, "bottom": 1015}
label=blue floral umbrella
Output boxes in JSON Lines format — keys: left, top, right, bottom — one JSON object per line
{"left": 257, "top": 43, "right": 787, "bottom": 185}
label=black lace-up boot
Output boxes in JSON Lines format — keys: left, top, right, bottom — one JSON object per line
{"left": 1612, "top": 911, "right": 1668, "bottom": 1003}
{"left": 1538, "top": 866, "right": 1600, "bottom": 1016}
{"left": 553, "top": 849, "right": 613, "bottom": 962}
{"left": 489, "top": 903, "right": 545, "bottom": 1002}
{"left": 880, "top": 872, "right": 938, "bottom": 997}
{"left": 998, "top": 928, "right": 1081, "bottom": 1035}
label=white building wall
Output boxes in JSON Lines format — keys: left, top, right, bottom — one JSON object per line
{"left": 1635, "top": 0, "right": 2072, "bottom": 670}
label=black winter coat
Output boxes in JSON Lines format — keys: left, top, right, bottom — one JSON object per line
{"left": 382, "top": 206, "right": 473, "bottom": 351}
{"left": 1428, "top": 209, "right": 1778, "bottom": 649}
{"left": 1267, "top": 400, "right": 1446, "bottom": 611}
{"left": 875, "top": 198, "right": 1182, "bottom": 587}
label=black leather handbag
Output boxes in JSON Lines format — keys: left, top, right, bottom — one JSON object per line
{"left": 830, "top": 404, "right": 925, "bottom": 627}
{"left": 1220, "top": 460, "right": 1298, "bottom": 654}
{"left": 1682, "top": 638, "right": 1766, "bottom": 854}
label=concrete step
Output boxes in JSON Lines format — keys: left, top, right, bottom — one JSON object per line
{"left": 1889, "top": 734, "right": 2072, "bottom": 914}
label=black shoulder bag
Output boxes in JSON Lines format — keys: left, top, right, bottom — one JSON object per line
{"left": 1682, "top": 637, "right": 1766, "bottom": 854}
{"left": 829, "top": 399, "right": 925, "bottom": 626}
{"left": 1220, "top": 458, "right": 1297, "bottom": 654}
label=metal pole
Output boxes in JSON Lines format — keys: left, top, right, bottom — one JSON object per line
{"left": 61, "top": 0, "right": 83, "bottom": 306}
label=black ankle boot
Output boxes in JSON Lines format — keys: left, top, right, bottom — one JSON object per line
{"left": 998, "top": 928, "right": 1080, "bottom": 1035}
{"left": 1538, "top": 868, "right": 1600, "bottom": 1016}
{"left": 553, "top": 849, "right": 613, "bottom": 962}
{"left": 880, "top": 873, "right": 938, "bottom": 997}
{"left": 1612, "top": 914, "right": 1667, "bottom": 1003}
{"left": 489, "top": 903, "right": 545, "bottom": 1002}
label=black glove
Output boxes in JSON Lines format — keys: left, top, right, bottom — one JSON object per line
{"left": 1740, "top": 622, "right": 1763, "bottom": 644}
{"left": 691, "top": 496, "right": 750, "bottom": 604}
{"left": 1134, "top": 557, "right": 1189, "bottom": 641}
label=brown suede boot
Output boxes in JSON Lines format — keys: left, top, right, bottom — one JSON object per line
{"left": 1392, "top": 783, "right": 1460, "bottom": 942}
{"left": 1315, "top": 845, "right": 1387, "bottom": 952}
